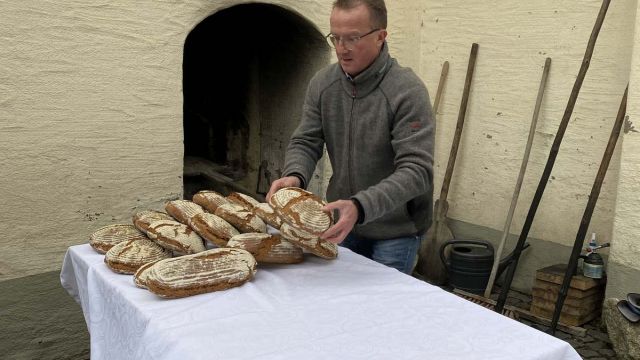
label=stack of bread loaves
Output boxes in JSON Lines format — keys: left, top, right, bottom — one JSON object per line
{"left": 88, "top": 188, "right": 336, "bottom": 299}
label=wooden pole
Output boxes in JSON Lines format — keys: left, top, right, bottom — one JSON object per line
{"left": 550, "top": 85, "right": 627, "bottom": 334}
{"left": 495, "top": 0, "right": 611, "bottom": 313}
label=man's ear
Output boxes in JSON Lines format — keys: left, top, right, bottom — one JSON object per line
{"left": 377, "top": 29, "right": 388, "bottom": 47}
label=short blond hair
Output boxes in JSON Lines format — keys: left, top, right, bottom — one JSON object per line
{"left": 332, "top": 0, "right": 387, "bottom": 29}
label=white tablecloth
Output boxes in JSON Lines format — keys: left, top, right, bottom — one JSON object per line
{"left": 61, "top": 244, "right": 580, "bottom": 360}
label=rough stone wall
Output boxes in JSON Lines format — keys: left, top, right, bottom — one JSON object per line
{"left": 609, "top": 0, "right": 640, "bottom": 299}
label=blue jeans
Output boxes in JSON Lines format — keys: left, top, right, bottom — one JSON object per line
{"left": 340, "top": 233, "right": 422, "bottom": 274}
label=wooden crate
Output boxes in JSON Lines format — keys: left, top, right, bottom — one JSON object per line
{"left": 529, "top": 264, "right": 605, "bottom": 326}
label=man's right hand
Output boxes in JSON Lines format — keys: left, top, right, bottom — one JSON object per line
{"left": 266, "top": 176, "right": 301, "bottom": 202}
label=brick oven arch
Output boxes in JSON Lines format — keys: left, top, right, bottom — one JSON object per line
{"left": 182, "top": 3, "right": 330, "bottom": 200}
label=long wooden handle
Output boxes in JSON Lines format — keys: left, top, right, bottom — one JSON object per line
{"left": 437, "top": 43, "right": 478, "bottom": 210}
{"left": 550, "top": 85, "right": 627, "bottom": 334}
{"left": 432, "top": 61, "right": 449, "bottom": 115}
{"left": 483, "top": 57, "right": 551, "bottom": 299}
{"left": 495, "top": 0, "right": 611, "bottom": 314}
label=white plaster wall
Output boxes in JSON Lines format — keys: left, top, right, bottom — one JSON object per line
{"left": 0, "top": 0, "right": 425, "bottom": 281}
{"left": 419, "top": 0, "right": 635, "bottom": 254}
{"left": 611, "top": 0, "right": 640, "bottom": 279}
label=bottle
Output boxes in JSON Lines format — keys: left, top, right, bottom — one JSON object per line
{"left": 582, "top": 233, "right": 604, "bottom": 279}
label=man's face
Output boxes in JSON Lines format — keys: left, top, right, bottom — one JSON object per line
{"left": 329, "top": 4, "right": 387, "bottom": 77}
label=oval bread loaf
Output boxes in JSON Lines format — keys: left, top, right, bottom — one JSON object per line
{"left": 165, "top": 200, "right": 205, "bottom": 225}
{"left": 144, "top": 248, "right": 257, "bottom": 298}
{"left": 227, "top": 233, "right": 303, "bottom": 264}
{"left": 89, "top": 224, "right": 147, "bottom": 254}
{"left": 133, "top": 260, "right": 160, "bottom": 289}
{"left": 269, "top": 187, "right": 333, "bottom": 236}
{"left": 104, "top": 238, "right": 172, "bottom": 274}
{"left": 132, "top": 210, "right": 173, "bottom": 236}
{"left": 214, "top": 203, "right": 266, "bottom": 234}
{"left": 146, "top": 219, "right": 206, "bottom": 255}
{"left": 189, "top": 212, "right": 240, "bottom": 247}
{"left": 252, "top": 203, "right": 283, "bottom": 229}
{"left": 227, "top": 192, "right": 260, "bottom": 211}
{"left": 192, "top": 190, "right": 229, "bottom": 213}
{"left": 280, "top": 223, "right": 338, "bottom": 260}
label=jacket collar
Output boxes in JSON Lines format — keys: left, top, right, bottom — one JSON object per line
{"left": 339, "top": 42, "right": 392, "bottom": 98}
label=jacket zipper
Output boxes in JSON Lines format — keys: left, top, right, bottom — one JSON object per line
{"left": 348, "top": 82, "right": 356, "bottom": 195}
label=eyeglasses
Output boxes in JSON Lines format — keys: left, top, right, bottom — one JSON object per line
{"left": 325, "top": 29, "right": 380, "bottom": 50}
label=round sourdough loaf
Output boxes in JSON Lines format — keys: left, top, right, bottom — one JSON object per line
{"left": 144, "top": 248, "right": 257, "bottom": 298}
{"left": 189, "top": 212, "right": 240, "bottom": 247}
{"left": 146, "top": 219, "right": 206, "bottom": 255}
{"left": 227, "top": 192, "right": 260, "bottom": 211}
{"left": 104, "top": 238, "right": 172, "bottom": 274}
{"left": 280, "top": 223, "right": 338, "bottom": 260}
{"left": 268, "top": 187, "right": 333, "bottom": 236}
{"left": 252, "top": 203, "right": 283, "bottom": 229}
{"left": 132, "top": 210, "right": 173, "bottom": 236}
{"left": 133, "top": 260, "right": 160, "bottom": 289}
{"left": 214, "top": 203, "right": 266, "bottom": 233}
{"left": 165, "top": 200, "right": 205, "bottom": 225}
{"left": 192, "top": 190, "right": 229, "bottom": 213}
{"left": 227, "top": 233, "right": 303, "bottom": 264}
{"left": 89, "top": 224, "right": 147, "bottom": 254}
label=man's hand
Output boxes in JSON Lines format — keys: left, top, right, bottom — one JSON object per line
{"left": 320, "top": 199, "right": 359, "bottom": 244}
{"left": 266, "top": 176, "right": 301, "bottom": 202}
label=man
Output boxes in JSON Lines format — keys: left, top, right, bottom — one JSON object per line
{"left": 267, "top": 0, "right": 434, "bottom": 274}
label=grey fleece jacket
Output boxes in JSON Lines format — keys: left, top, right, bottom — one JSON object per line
{"left": 283, "top": 43, "right": 434, "bottom": 240}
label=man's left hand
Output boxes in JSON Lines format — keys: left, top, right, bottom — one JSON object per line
{"left": 320, "top": 200, "right": 358, "bottom": 244}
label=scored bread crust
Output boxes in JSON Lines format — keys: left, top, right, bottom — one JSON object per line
{"left": 165, "top": 200, "right": 205, "bottom": 225}
{"left": 145, "top": 248, "right": 257, "bottom": 298}
{"left": 133, "top": 260, "right": 161, "bottom": 289}
{"left": 214, "top": 203, "right": 266, "bottom": 234}
{"left": 132, "top": 210, "right": 174, "bottom": 236}
{"left": 268, "top": 187, "right": 333, "bottom": 236}
{"left": 104, "top": 238, "right": 172, "bottom": 274}
{"left": 192, "top": 190, "right": 229, "bottom": 213}
{"left": 89, "top": 224, "right": 147, "bottom": 254}
{"left": 227, "top": 233, "right": 303, "bottom": 264}
{"left": 252, "top": 203, "right": 283, "bottom": 229}
{"left": 189, "top": 212, "right": 240, "bottom": 247}
{"left": 279, "top": 223, "right": 338, "bottom": 260}
{"left": 226, "top": 192, "right": 260, "bottom": 211}
{"left": 146, "top": 220, "right": 206, "bottom": 254}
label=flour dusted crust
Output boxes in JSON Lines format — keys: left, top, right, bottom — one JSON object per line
{"left": 132, "top": 210, "right": 173, "bottom": 236}
{"left": 252, "top": 203, "right": 283, "bottom": 229}
{"left": 279, "top": 223, "right": 338, "bottom": 260}
{"left": 189, "top": 212, "right": 240, "bottom": 247}
{"left": 104, "top": 238, "right": 172, "bottom": 274}
{"left": 146, "top": 219, "right": 206, "bottom": 255}
{"left": 192, "top": 190, "right": 229, "bottom": 213}
{"left": 165, "top": 200, "right": 205, "bottom": 225}
{"left": 214, "top": 203, "right": 266, "bottom": 234}
{"left": 133, "top": 260, "right": 160, "bottom": 289}
{"left": 227, "top": 192, "right": 260, "bottom": 211}
{"left": 145, "top": 248, "right": 258, "bottom": 298}
{"left": 269, "top": 187, "right": 333, "bottom": 236}
{"left": 227, "top": 233, "right": 303, "bottom": 264}
{"left": 89, "top": 224, "right": 147, "bottom": 254}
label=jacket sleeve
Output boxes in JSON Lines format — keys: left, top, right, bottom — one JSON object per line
{"left": 352, "top": 80, "right": 435, "bottom": 224}
{"left": 282, "top": 76, "right": 325, "bottom": 187}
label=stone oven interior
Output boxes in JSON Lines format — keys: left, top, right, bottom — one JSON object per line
{"left": 182, "top": 3, "right": 329, "bottom": 200}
